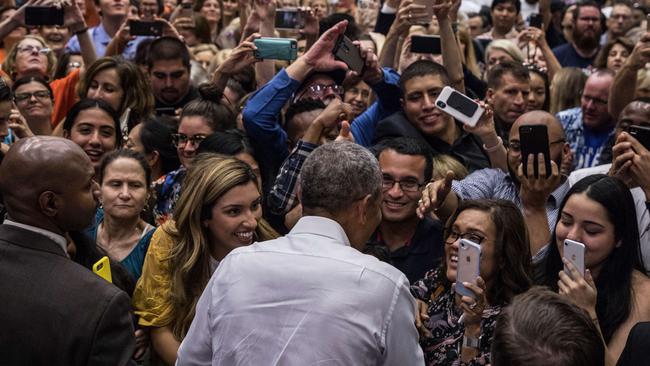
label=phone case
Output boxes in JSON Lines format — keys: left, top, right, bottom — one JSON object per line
{"left": 435, "top": 86, "right": 484, "bottom": 127}
{"left": 254, "top": 38, "right": 298, "bottom": 61}
{"left": 93, "top": 256, "right": 113, "bottom": 283}
{"left": 456, "top": 239, "right": 481, "bottom": 298}
{"left": 410, "top": 35, "right": 441, "bottom": 54}
{"left": 129, "top": 20, "right": 163, "bottom": 37}
{"left": 25, "top": 6, "right": 64, "bottom": 26}
{"left": 529, "top": 13, "right": 543, "bottom": 28}
{"left": 628, "top": 125, "right": 650, "bottom": 151}
{"left": 563, "top": 239, "right": 585, "bottom": 278}
{"left": 519, "top": 125, "right": 552, "bottom": 178}
{"left": 334, "top": 35, "right": 365, "bottom": 74}
{"left": 412, "top": 0, "right": 434, "bottom": 24}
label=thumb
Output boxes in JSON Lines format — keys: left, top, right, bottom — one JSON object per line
{"left": 443, "top": 170, "right": 454, "bottom": 188}
{"left": 339, "top": 120, "right": 351, "bottom": 136}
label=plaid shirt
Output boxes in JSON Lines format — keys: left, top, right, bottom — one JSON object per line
{"left": 556, "top": 107, "right": 615, "bottom": 170}
{"left": 451, "top": 168, "right": 571, "bottom": 261}
{"left": 267, "top": 141, "right": 318, "bottom": 215}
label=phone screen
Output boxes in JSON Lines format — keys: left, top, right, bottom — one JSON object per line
{"left": 447, "top": 91, "right": 478, "bottom": 117}
{"left": 529, "top": 13, "right": 543, "bottom": 28}
{"left": 275, "top": 9, "right": 304, "bottom": 29}
{"left": 628, "top": 125, "right": 650, "bottom": 151}
{"left": 410, "top": 35, "right": 441, "bottom": 54}
{"left": 25, "top": 6, "right": 64, "bottom": 26}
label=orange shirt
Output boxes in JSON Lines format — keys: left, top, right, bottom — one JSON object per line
{"left": 50, "top": 68, "right": 81, "bottom": 126}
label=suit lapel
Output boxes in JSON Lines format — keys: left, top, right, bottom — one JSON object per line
{"left": 0, "top": 225, "right": 68, "bottom": 258}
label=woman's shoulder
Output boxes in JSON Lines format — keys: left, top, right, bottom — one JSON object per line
{"left": 632, "top": 271, "right": 650, "bottom": 315}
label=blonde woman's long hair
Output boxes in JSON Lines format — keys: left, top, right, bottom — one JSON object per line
{"left": 166, "top": 153, "right": 279, "bottom": 339}
{"left": 549, "top": 67, "right": 587, "bottom": 115}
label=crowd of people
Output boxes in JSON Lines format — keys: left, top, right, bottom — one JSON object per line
{"left": 0, "top": 0, "right": 649, "bottom": 364}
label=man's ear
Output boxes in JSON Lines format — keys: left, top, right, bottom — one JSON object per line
{"left": 39, "top": 191, "right": 59, "bottom": 218}
{"left": 485, "top": 88, "right": 495, "bottom": 105}
{"left": 400, "top": 97, "right": 405, "bottom": 109}
{"left": 357, "top": 194, "right": 374, "bottom": 225}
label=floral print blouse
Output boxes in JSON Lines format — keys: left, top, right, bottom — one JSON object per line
{"left": 411, "top": 268, "right": 501, "bottom": 366}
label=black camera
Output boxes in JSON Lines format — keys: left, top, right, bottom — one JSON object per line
{"left": 436, "top": 101, "right": 447, "bottom": 108}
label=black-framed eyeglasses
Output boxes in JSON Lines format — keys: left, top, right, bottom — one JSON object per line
{"left": 171, "top": 133, "right": 207, "bottom": 147}
{"left": 14, "top": 90, "right": 51, "bottom": 103}
{"left": 444, "top": 230, "right": 486, "bottom": 245}
{"left": 506, "top": 139, "right": 565, "bottom": 153}
{"left": 381, "top": 174, "right": 425, "bottom": 193}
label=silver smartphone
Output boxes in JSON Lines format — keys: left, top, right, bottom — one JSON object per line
{"left": 563, "top": 239, "right": 586, "bottom": 278}
{"left": 456, "top": 239, "right": 481, "bottom": 298}
{"left": 435, "top": 86, "right": 484, "bottom": 127}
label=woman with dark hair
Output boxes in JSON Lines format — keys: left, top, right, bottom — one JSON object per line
{"left": 126, "top": 118, "right": 181, "bottom": 181}
{"left": 133, "top": 154, "right": 278, "bottom": 365}
{"left": 86, "top": 149, "right": 155, "bottom": 281}
{"left": 152, "top": 83, "right": 235, "bottom": 225}
{"left": 413, "top": 199, "right": 533, "bottom": 365}
{"left": 62, "top": 99, "right": 122, "bottom": 172}
{"left": 11, "top": 75, "right": 54, "bottom": 135}
{"left": 526, "top": 66, "right": 550, "bottom": 112}
{"left": 541, "top": 174, "right": 650, "bottom": 364}
{"left": 52, "top": 52, "right": 83, "bottom": 80}
{"left": 198, "top": 129, "right": 261, "bottom": 188}
{"left": 594, "top": 37, "right": 634, "bottom": 74}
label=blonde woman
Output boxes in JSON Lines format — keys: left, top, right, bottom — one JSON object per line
{"left": 549, "top": 67, "right": 587, "bottom": 115}
{"left": 133, "top": 154, "right": 279, "bottom": 365}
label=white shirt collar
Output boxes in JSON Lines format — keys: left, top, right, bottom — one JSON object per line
{"left": 290, "top": 216, "right": 351, "bottom": 247}
{"left": 3, "top": 220, "right": 69, "bottom": 257}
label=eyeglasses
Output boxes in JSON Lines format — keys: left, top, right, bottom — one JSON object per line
{"left": 381, "top": 174, "right": 425, "bottom": 193}
{"left": 506, "top": 139, "right": 565, "bottom": 153}
{"left": 171, "top": 133, "right": 207, "bottom": 147}
{"left": 581, "top": 94, "right": 608, "bottom": 106}
{"left": 444, "top": 230, "right": 486, "bottom": 245}
{"left": 308, "top": 84, "right": 344, "bottom": 97}
{"left": 14, "top": 90, "right": 51, "bottom": 103}
{"left": 17, "top": 45, "right": 51, "bottom": 55}
{"left": 68, "top": 61, "right": 82, "bottom": 69}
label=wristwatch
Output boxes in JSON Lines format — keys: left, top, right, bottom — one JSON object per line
{"left": 462, "top": 334, "right": 480, "bottom": 349}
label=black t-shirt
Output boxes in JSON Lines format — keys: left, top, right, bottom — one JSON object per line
{"left": 154, "top": 86, "right": 200, "bottom": 116}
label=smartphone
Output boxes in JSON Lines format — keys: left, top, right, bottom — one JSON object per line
{"left": 529, "top": 13, "right": 543, "bottom": 29}
{"left": 155, "top": 107, "right": 177, "bottom": 116}
{"left": 275, "top": 8, "right": 305, "bottom": 29}
{"left": 24, "top": 6, "right": 64, "bottom": 26}
{"left": 435, "top": 86, "right": 484, "bottom": 127}
{"left": 412, "top": 0, "right": 433, "bottom": 24}
{"left": 628, "top": 125, "right": 650, "bottom": 151}
{"left": 563, "top": 239, "right": 586, "bottom": 278}
{"left": 129, "top": 20, "right": 164, "bottom": 37}
{"left": 254, "top": 37, "right": 298, "bottom": 61}
{"left": 519, "top": 124, "right": 552, "bottom": 178}
{"left": 93, "top": 256, "right": 113, "bottom": 283}
{"left": 180, "top": 2, "right": 193, "bottom": 17}
{"left": 334, "top": 35, "right": 364, "bottom": 74}
{"left": 456, "top": 239, "right": 481, "bottom": 298}
{"left": 410, "top": 35, "right": 441, "bottom": 54}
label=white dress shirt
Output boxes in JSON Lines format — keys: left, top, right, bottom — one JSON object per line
{"left": 177, "top": 216, "right": 425, "bottom": 366}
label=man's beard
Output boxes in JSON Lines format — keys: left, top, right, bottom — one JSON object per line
{"left": 573, "top": 28, "right": 600, "bottom": 50}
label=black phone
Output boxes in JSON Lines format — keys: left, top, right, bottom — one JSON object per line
{"left": 275, "top": 9, "right": 305, "bottom": 29}
{"left": 129, "top": 20, "right": 164, "bottom": 37}
{"left": 334, "top": 35, "right": 364, "bottom": 74}
{"left": 25, "top": 6, "right": 64, "bottom": 26}
{"left": 155, "top": 107, "right": 177, "bottom": 116}
{"left": 519, "top": 125, "right": 552, "bottom": 178}
{"left": 410, "top": 35, "right": 442, "bottom": 54}
{"left": 629, "top": 125, "right": 650, "bottom": 151}
{"left": 529, "top": 13, "right": 543, "bottom": 29}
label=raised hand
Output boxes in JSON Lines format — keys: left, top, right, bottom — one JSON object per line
{"left": 335, "top": 120, "right": 355, "bottom": 143}
{"left": 558, "top": 258, "right": 597, "bottom": 317}
{"left": 417, "top": 170, "right": 454, "bottom": 219}
{"left": 457, "top": 276, "right": 487, "bottom": 326}
{"left": 517, "top": 153, "right": 561, "bottom": 209}
{"left": 8, "top": 108, "right": 34, "bottom": 139}
{"left": 215, "top": 33, "right": 260, "bottom": 77}
{"left": 301, "top": 20, "right": 349, "bottom": 72}
{"left": 393, "top": 0, "right": 428, "bottom": 34}
{"left": 463, "top": 101, "right": 496, "bottom": 140}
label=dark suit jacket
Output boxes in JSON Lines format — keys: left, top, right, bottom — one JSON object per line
{"left": 373, "top": 111, "right": 491, "bottom": 173}
{"left": 0, "top": 224, "right": 136, "bottom": 366}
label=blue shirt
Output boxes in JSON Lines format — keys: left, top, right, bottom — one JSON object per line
{"left": 556, "top": 107, "right": 615, "bottom": 170}
{"left": 65, "top": 23, "right": 149, "bottom": 60}
{"left": 552, "top": 43, "right": 597, "bottom": 69}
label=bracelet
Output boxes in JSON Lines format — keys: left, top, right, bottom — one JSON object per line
{"left": 74, "top": 27, "right": 88, "bottom": 35}
{"left": 483, "top": 136, "right": 503, "bottom": 153}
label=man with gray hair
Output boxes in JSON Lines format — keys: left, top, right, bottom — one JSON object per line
{"left": 177, "top": 141, "right": 425, "bottom": 365}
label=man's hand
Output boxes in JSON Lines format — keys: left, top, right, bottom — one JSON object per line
{"left": 626, "top": 33, "right": 650, "bottom": 70}
{"left": 463, "top": 101, "right": 496, "bottom": 141}
{"left": 432, "top": 0, "right": 459, "bottom": 22}
{"left": 335, "top": 120, "right": 355, "bottom": 143}
{"left": 609, "top": 132, "right": 637, "bottom": 187}
{"left": 517, "top": 153, "right": 561, "bottom": 210}
{"left": 254, "top": 0, "right": 275, "bottom": 22}
{"left": 301, "top": 20, "right": 349, "bottom": 71}
{"left": 61, "top": 0, "right": 87, "bottom": 34}
{"left": 299, "top": 7, "right": 319, "bottom": 38}
{"left": 356, "top": 44, "right": 383, "bottom": 85}
{"left": 417, "top": 171, "right": 454, "bottom": 219}
{"left": 391, "top": 0, "right": 428, "bottom": 35}
{"left": 214, "top": 33, "right": 260, "bottom": 78}
{"left": 8, "top": 108, "right": 34, "bottom": 139}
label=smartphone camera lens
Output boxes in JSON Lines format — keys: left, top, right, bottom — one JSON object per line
{"left": 436, "top": 101, "right": 446, "bottom": 108}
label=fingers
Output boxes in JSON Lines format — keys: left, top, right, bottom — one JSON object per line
{"left": 537, "top": 153, "right": 547, "bottom": 178}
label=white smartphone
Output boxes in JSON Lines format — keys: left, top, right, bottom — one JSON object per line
{"left": 563, "top": 239, "right": 586, "bottom": 278}
{"left": 456, "top": 239, "right": 481, "bottom": 298}
{"left": 435, "top": 86, "right": 484, "bottom": 127}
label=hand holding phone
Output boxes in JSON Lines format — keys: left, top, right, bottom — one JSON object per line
{"left": 129, "top": 20, "right": 164, "bottom": 36}
{"left": 333, "top": 35, "right": 365, "bottom": 74}
{"left": 529, "top": 13, "right": 543, "bottom": 29}
{"left": 254, "top": 37, "right": 298, "bottom": 61}
{"left": 628, "top": 125, "right": 650, "bottom": 152}
{"left": 519, "top": 125, "right": 552, "bottom": 178}
{"left": 435, "top": 86, "right": 484, "bottom": 127}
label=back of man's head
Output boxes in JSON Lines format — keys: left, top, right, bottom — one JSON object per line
{"left": 399, "top": 60, "right": 450, "bottom": 97}
{"left": 487, "top": 60, "right": 530, "bottom": 90}
{"left": 147, "top": 36, "right": 191, "bottom": 70}
{"left": 371, "top": 137, "right": 434, "bottom": 182}
{"left": 300, "top": 141, "right": 381, "bottom": 216}
{"left": 491, "top": 286, "right": 605, "bottom": 366}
